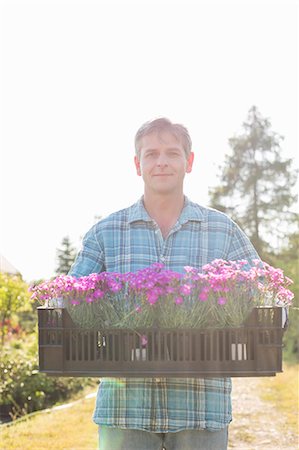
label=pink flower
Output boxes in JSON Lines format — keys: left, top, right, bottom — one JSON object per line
{"left": 71, "top": 299, "right": 80, "bottom": 305}
{"left": 217, "top": 297, "right": 226, "bottom": 305}
{"left": 180, "top": 284, "right": 192, "bottom": 295}
{"left": 147, "top": 291, "right": 159, "bottom": 305}
{"left": 141, "top": 335, "right": 148, "bottom": 346}
{"left": 94, "top": 289, "right": 104, "bottom": 299}
{"left": 199, "top": 287, "right": 210, "bottom": 301}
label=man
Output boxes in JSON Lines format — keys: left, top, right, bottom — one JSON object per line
{"left": 69, "top": 118, "right": 260, "bottom": 450}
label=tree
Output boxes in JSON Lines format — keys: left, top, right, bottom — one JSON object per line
{"left": 209, "top": 106, "right": 298, "bottom": 257}
{"left": 55, "top": 236, "right": 77, "bottom": 275}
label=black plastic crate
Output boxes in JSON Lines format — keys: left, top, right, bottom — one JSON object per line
{"left": 38, "top": 307, "right": 284, "bottom": 377}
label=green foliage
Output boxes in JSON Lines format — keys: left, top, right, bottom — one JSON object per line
{"left": 0, "top": 273, "right": 32, "bottom": 345}
{"left": 55, "top": 236, "right": 77, "bottom": 275}
{"left": 0, "top": 333, "right": 97, "bottom": 420}
{"left": 209, "top": 105, "right": 298, "bottom": 258}
{"left": 265, "top": 218, "right": 299, "bottom": 362}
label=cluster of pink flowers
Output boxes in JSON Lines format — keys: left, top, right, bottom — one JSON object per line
{"left": 30, "top": 259, "right": 294, "bottom": 308}
{"left": 197, "top": 259, "right": 294, "bottom": 305}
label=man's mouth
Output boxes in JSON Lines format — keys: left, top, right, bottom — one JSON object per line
{"left": 153, "top": 173, "right": 172, "bottom": 177}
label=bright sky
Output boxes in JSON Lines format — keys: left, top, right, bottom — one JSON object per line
{"left": 0, "top": 0, "right": 298, "bottom": 283}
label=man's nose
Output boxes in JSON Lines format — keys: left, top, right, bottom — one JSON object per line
{"left": 156, "top": 153, "right": 168, "bottom": 167}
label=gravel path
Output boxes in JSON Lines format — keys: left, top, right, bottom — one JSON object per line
{"left": 229, "top": 377, "right": 298, "bottom": 450}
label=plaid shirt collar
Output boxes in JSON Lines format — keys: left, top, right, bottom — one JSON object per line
{"left": 128, "top": 196, "right": 204, "bottom": 225}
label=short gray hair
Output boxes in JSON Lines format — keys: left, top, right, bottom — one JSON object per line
{"left": 135, "top": 117, "right": 192, "bottom": 158}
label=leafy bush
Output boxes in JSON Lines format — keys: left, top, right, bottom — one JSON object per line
{"left": 0, "top": 334, "right": 98, "bottom": 420}
{"left": 0, "top": 273, "right": 32, "bottom": 345}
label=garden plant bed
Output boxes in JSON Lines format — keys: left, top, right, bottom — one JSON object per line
{"left": 38, "top": 306, "right": 284, "bottom": 377}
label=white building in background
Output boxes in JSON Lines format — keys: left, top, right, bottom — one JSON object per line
{"left": 0, "top": 254, "right": 20, "bottom": 275}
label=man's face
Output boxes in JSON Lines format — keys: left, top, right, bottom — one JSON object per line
{"left": 134, "top": 131, "right": 194, "bottom": 196}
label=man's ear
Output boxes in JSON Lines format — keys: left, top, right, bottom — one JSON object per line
{"left": 186, "top": 152, "right": 194, "bottom": 173}
{"left": 134, "top": 155, "right": 142, "bottom": 176}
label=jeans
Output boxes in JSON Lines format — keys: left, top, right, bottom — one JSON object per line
{"left": 98, "top": 426, "right": 228, "bottom": 450}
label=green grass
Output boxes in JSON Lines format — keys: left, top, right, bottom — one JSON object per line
{"left": 0, "top": 390, "right": 98, "bottom": 450}
{"left": 259, "top": 363, "right": 299, "bottom": 433}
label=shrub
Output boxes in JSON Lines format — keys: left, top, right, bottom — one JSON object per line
{"left": 0, "top": 334, "right": 97, "bottom": 420}
{"left": 0, "top": 273, "right": 32, "bottom": 345}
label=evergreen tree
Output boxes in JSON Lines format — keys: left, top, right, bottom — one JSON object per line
{"left": 55, "top": 236, "right": 77, "bottom": 275}
{"left": 209, "top": 106, "right": 298, "bottom": 257}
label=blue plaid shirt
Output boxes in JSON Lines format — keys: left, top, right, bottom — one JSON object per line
{"left": 69, "top": 197, "right": 259, "bottom": 432}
